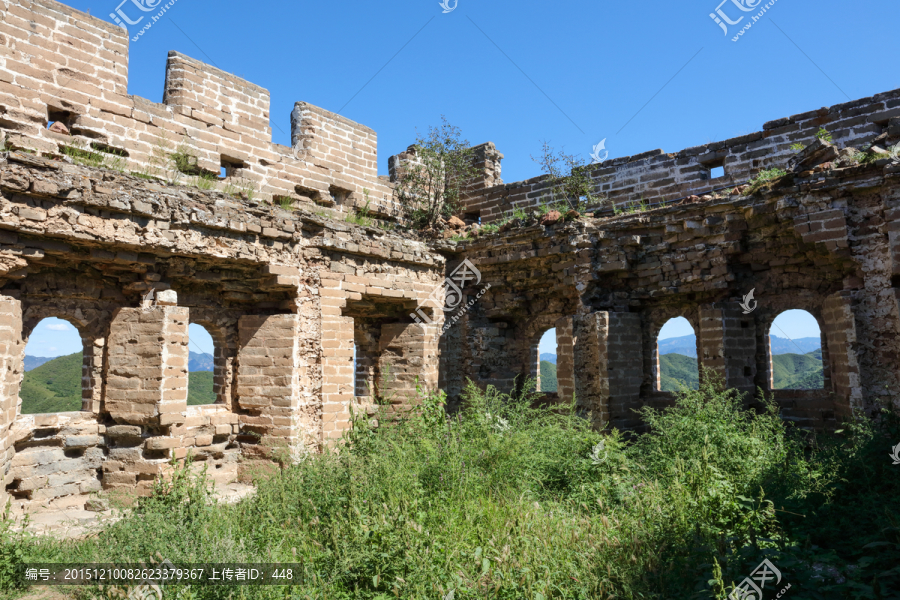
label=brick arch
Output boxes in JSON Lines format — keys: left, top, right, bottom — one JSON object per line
{"left": 759, "top": 305, "right": 827, "bottom": 392}
{"left": 643, "top": 306, "right": 701, "bottom": 398}
{"left": 186, "top": 311, "right": 239, "bottom": 408}
{"left": 21, "top": 304, "right": 111, "bottom": 414}
{"left": 512, "top": 313, "right": 568, "bottom": 395}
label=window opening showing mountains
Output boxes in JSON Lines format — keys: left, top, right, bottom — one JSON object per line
{"left": 20, "top": 351, "right": 216, "bottom": 414}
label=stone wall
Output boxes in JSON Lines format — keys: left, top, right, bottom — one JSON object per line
{"left": 461, "top": 90, "right": 900, "bottom": 223}
{"left": 0, "top": 0, "right": 400, "bottom": 218}
{"left": 1, "top": 0, "right": 900, "bottom": 511}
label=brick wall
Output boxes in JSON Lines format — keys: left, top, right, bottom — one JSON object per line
{"left": 105, "top": 306, "right": 188, "bottom": 426}
{"left": 554, "top": 316, "right": 575, "bottom": 403}
{"left": 573, "top": 312, "right": 643, "bottom": 430}
{"left": 462, "top": 89, "right": 900, "bottom": 222}
{"left": 0, "top": 294, "right": 23, "bottom": 503}
{"left": 0, "top": 0, "right": 401, "bottom": 218}
{"left": 822, "top": 291, "right": 862, "bottom": 414}
{"left": 698, "top": 304, "right": 756, "bottom": 392}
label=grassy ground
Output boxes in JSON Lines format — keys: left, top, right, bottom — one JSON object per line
{"left": 1, "top": 376, "right": 897, "bottom": 599}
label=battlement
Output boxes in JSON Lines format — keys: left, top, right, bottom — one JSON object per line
{"left": 462, "top": 88, "right": 900, "bottom": 222}
{"left": 0, "top": 0, "right": 401, "bottom": 218}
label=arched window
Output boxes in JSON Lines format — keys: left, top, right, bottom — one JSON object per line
{"left": 656, "top": 317, "right": 699, "bottom": 392}
{"left": 187, "top": 323, "right": 216, "bottom": 405}
{"left": 537, "top": 328, "right": 558, "bottom": 393}
{"left": 21, "top": 317, "right": 85, "bottom": 414}
{"left": 769, "top": 310, "right": 823, "bottom": 390}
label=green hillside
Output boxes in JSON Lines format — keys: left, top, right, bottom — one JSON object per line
{"left": 188, "top": 371, "right": 216, "bottom": 405}
{"left": 20, "top": 351, "right": 83, "bottom": 414}
{"left": 539, "top": 360, "right": 557, "bottom": 393}
{"left": 659, "top": 354, "right": 700, "bottom": 392}
{"left": 660, "top": 351, "right": 824, "bottom": 391}
{"left": 20, "top": 352, "right": 216, "bottom": 412}
{"left": 772, "top": 352, "right": 824, "bottom": 389}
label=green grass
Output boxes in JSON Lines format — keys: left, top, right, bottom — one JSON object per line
{"left": 19, "top": 351, "right": 83, "bottom": 414}
{"left": 2, "top": 376, "right": 898, "bottom": 598}
{"left": 539, "top": 360, "right": 557, "bottom": 392}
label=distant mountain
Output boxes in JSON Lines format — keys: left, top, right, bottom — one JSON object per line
{"left": 770, "top": 337, "right": 821, "bottom": 355}
{"left": 658, "top": 334, "right": 820, "bottom": 357}
{"left": 772, "top": 352, "right": 824, "bottom": 389}
{"left": 539, "top": 360, "right": 557, "bottom": 393}
{"left": 188, "top": 371, "right": 216, "bottom": 405}
{"left": 189, "top": 351, "right": 214, "bottom": 372}
{"left": 660, "top": 351, "right": 824, "bottom": 391}
{"left": 659, "top": 354, "right": 700, "bottom": 392}
{"left": 21, "top": 351, "right": 217, "bottom": 413}
{"left": 24, "top": 356, "right": 55, "bottom": 372}
{"left": 20, "top": 352, "right": 83, "bottom": 414}
{"left": 540, "top": 353, "right": 557, "bottom": 364}
{"left": 657, "top": 335, "right": 697, "bottom": 358}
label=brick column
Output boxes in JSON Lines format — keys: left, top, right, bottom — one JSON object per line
{"left": 106, "top": 306, "right": 189, "bottom": 426}
{"left": 573, "top": 312, "right": 643, "bottom": 430}
{"left": 822, "top": 291, "right": 862, "bottom": 414}
{"left": 378, "top": 322, "right": 440, "bottom": 414}
{"left": 237, "top": 313, "right": 322, "bottom": 450}
{"left": 320, "top": 315, "right": 354, "bottom": 442}
{"left": 699, "top": 304, "right": 756, "bottom": 393}
{"left": 555, "top": 316, "right": 575, "bottom": 403}
{"left": 0, "top": 295, "right": 24, "bottom": 504}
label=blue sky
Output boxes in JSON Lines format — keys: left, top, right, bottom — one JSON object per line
{"left": 65, "top": 0, "right": 896, "bottom": 184}
{"left": 24, "top": 317, "right": 83, "bottom": 357}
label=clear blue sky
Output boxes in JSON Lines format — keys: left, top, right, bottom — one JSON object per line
{"left": 64, "top": 0, "right": 896, "bottom": 184}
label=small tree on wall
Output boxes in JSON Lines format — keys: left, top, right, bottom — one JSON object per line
{"left": 393, "top": 117, "right": 480, "bottom": 231}
{"left": 532, "top": 142, "right": 603, "bottom": 212}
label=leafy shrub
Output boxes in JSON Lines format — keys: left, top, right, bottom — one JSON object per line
{"left": 4, "top": 379, "right": 899, "bottom": 599}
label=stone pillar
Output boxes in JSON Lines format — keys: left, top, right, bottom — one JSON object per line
{"left": 555, "top": 316, "right": 575, "bottom": 403}
{"left": 699, "top": 304, "right": 756, "bottom": 393}
{"left": 378, "top": 322, "right": 440, "bottom": 414}
{"left": 319, "top": 315, "right": 354, "bottom": 442}
{"left": 237, "top": 313, "right": 321, "bottom": 450}
{"left": 822, "top": 291, "right": 862, "bottom": 414}
{"left": 106, "top": 306, "right": 188, "bottom": 426}
{"left": 0, "top": 295, "right": 24, "bottom": 503}
{"left": 573, "top": 311, "right": 643, "bottom": 430}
